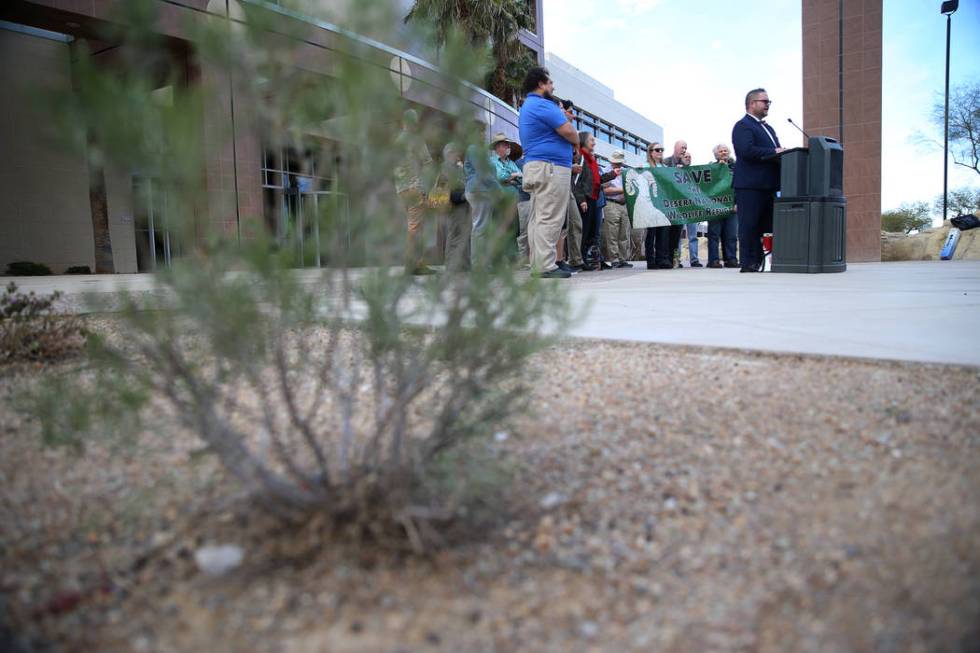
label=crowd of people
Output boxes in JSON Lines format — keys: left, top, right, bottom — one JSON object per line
{"left": 394, "top": 66, "right": 784, "bottom": 278}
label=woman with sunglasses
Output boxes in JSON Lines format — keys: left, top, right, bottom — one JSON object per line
{"left": 642, "top": 143, "right": 676, "bottom": 269}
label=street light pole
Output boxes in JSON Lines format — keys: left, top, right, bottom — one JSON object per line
{"left": 940, "top": 0, "right": 958, "bottom": 223}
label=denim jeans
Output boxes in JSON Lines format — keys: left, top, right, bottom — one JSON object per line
{"left": 707, "top": 214, "right": 738, "bottom": 264}
{"left": 685, "top": 223, "right": 700, "bottom": 264}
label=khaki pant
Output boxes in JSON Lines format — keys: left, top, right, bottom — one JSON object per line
{"left": 523, "top": 161, "right": 571, "bottom": 273}
{"left": 399, "top": 189, "right": 426, "bottom": 270}
{"left": 565, "top": 191, "right": 583, "bottom": 266}
{"left": 619, "top": 215, "right": 633, "bottom": 261}
{"left": 630, "top": 227, "right": 646, "bottom": 261}
{"left": 600, "top": 201, "right": 629, "bottom": 263}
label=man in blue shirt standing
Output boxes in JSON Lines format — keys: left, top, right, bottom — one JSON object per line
{"left": 518, "top": 67, "right": 580, "bottom": 278}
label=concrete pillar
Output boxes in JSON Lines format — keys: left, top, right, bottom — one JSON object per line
{"left": 802, "top": 0, "right": 882, "bottom": 262}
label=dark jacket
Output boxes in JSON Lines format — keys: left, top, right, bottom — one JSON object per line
{"left": 572, "top": 156, "right": 618, "bottom": 205}
{"left": 732, "top": 114, "right": 781, "bottom": 190}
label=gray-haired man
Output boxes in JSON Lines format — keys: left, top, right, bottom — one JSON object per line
{"left": 707, "top": 144, "right": 739, "bottom": 268}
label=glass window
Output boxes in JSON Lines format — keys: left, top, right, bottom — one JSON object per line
{"left": 525, "top": 0, "right": 537, "bottom": 33}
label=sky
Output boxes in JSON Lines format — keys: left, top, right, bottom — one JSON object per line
{"left": 543, "top": 0, "right": 980, "bottom": 218}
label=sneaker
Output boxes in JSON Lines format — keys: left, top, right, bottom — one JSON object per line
{"left": 690, "top": 261, "right": 703, "bottom": 268}
{"left": 600, "top": 261, "right": 614, "bottom": 270}
{"left": 535, "top": 268, "right": 572, "bottom": 279}
{"left": 616, "top": 261, "right": 634, "bottom": 268}
{"left": 556, "top": 261, "right": 577, "bottom": 273}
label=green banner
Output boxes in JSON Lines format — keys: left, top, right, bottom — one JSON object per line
{"left": 624, "top": 163, "right": 735, "bottom": 228}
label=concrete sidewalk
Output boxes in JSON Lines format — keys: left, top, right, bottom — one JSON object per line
{"left": 6, "top": 260, "right": 979, "bottom": 366}
{"left": 563, "top": 260, "right": 980, "bottom": 366}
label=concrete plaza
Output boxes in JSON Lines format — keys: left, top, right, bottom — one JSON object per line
{"left": 564, "top": 260, "right": 980, "bottom": 366}
{"left": 7, "top": 260, "right": 980, "bottom": 367}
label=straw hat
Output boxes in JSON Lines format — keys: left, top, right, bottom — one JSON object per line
{"left": 490, "top": 132, "right": 523, "bottom": 160}
{"left": 490, "top": 132, "right": 513, "bottom": 146}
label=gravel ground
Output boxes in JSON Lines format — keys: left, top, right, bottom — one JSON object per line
{"left": 2, "top": 336, "right": 980, "bottom": 652}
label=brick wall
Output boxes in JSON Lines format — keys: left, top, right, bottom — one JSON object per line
{"left": 802, "top": 0, "right": 882, "bottom": 262}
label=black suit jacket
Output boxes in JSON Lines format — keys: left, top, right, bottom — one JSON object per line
{"left": 732, "top": 114, "right": 781, "bottom": 191}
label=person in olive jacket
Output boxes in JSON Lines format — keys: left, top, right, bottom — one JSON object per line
{"left": 572, "top": 131, "right": 620, "bottom": 269}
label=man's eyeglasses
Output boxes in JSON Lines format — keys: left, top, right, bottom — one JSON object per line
{"left": 754, "top": 99, "right": 772, "bottom": 106}
{"left": 648, "top": 147, "right": 664, "bottom": 153}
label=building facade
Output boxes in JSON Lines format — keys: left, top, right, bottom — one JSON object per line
{"left": 0, "top": 0, "right": 526, "bottom": 274}
{"left": 545, "top": 53, "right": 663, "bottom": 167}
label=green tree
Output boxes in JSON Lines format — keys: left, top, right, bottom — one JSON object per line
{"left": 881, "top": 201, "right": 932, "bottom": 234}
{"left": 931, "top": 81, "right": 980, "bottom": 176}
{"left": 933, "top": 186, "right": 980, "bottom": 218}
{"left": 405, "top": 0, "right": 534, "bottom": 107}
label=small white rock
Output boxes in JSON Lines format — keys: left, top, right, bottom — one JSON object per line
{"left": 539, "top": 492, "right": 566, "bottom": 510}
{"left": 579, "top": 620, "right": 599, "bottom": 639}
{"left": 194, "top": 544, "right": 244, "bottom": 576}
{"left": 494, "top": 431, "right": 509, "bottom": 442}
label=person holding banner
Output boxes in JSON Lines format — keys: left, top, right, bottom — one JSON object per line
{"left": 661, "top": 142, "right": 688, "bottom": 267}
{"left": 625, "top": 143, "right": 737, "bottom": 269}
{"left": 644, "top": 142, "right": 678, "bottom": 269}
{"left": 707, "top": 144, "right": 739, "bottom": 268}
{"left": 732, "top": 88, "right": 784, "bottom": 273}
{"left": 679, "top": 150, "right": 703, "bottom": 267}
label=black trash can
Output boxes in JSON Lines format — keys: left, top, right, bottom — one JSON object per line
{"left": 770, "top": 136, "right": 847, "bottom": 274}
{"left": 772, "top": 196, "right": 847, "bottom": 273}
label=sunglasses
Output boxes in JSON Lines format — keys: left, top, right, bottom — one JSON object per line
{"left": 648, "top": 147, "right": 664, "bottom": 153}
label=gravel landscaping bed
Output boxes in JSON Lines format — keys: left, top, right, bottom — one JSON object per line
{"left": 2, "top": 334, "right": 979, "bottom": 652}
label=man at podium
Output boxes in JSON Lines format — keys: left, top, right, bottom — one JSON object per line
{"left": 731, "top": 88, "right": 785, "bottom": 273}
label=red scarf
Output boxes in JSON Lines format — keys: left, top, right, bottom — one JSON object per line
{"left": 581, "top": 149, "right": 601, "bottom": 200}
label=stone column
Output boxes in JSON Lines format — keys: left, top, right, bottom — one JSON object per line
{"left": 802, "top": 0, "right": 882, "bottom": 262}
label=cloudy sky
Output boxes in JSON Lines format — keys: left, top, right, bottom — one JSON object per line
{"left": 543, "top": 0, "right": 980, "bottom": 218}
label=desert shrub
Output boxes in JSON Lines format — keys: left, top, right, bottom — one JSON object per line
{"left": 5, "top": 261, "right": 53, "bottom": 276}
{"left": 0, "top": 283, "right": 85, "bottom": 363}
{"left": 28, "top": 0, "right": 569, "bottom": 545}
{"left": 64, "top": 266, "right": 92, "bottom": 275}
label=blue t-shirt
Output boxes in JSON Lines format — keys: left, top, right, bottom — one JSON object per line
{"left": 518, "top": 94, "right": 573, "bottom": 167}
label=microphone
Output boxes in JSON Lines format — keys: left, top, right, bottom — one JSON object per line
{"left": 787, "top": 118, "right": 811, "bottom": 140}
